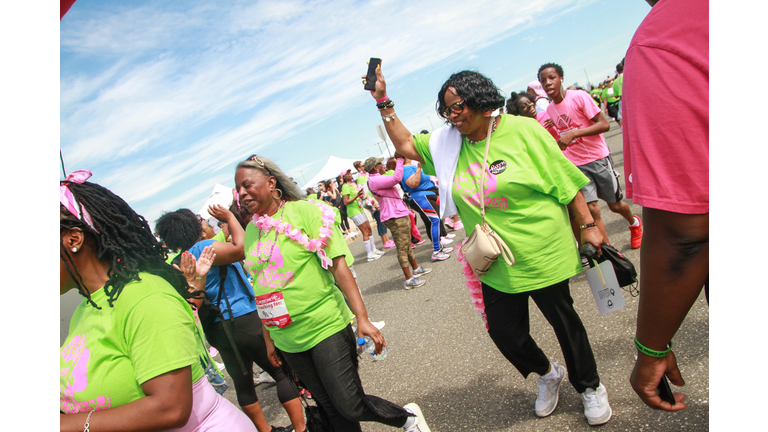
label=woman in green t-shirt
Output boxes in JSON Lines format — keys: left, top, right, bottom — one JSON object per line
{"left": 363, "top": 64, "right": 613, "bottom": 426}
{"left": 60, "top": 171, "right": 255, "bottom": 431}
{"left": 235, "top": 155, "right": 431, "bottom": 432}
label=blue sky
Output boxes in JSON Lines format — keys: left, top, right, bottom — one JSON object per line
{"left": 60, "top": 0, "right": 653, "bottom": 226}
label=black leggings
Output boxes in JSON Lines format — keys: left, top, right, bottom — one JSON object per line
{"left": 205, "top": 310, "right": 300, "bottom": 407}
{"left": 338, "top": 205, "right": 350, "bottom": 232}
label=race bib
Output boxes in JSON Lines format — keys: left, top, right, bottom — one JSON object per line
{"left": 256, "top": 291, "right": 293, "bottom": 328}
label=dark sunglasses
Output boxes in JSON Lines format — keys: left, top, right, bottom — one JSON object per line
{"left": 442, "top": 100, "right": 466, "bottom": 117}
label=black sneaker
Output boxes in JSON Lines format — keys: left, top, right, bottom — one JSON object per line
{"left": 270, "top": 426, "right": 294, "bottom": 432}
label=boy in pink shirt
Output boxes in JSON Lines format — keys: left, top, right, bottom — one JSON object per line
{"left": 539, "top": 62, "right": 642, "bottom": 249}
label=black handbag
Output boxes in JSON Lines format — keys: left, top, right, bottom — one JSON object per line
{"left": 581, "top": 242, "right": 639, "bottom": 296}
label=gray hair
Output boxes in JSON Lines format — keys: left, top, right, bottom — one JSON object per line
{"left": 236, "top": 155, "right": 305, "bottom": 201}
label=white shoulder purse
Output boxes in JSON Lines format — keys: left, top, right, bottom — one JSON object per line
{"left": 461, "top": 114, "right": 515, "bottom": 277}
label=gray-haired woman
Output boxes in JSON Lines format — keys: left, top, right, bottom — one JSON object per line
{"left": 235, "top": 154, "right": 430, "bottom": 432}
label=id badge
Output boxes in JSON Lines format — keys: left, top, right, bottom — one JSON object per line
{"left": 256, "top": 291, "right": 293, "bottom": 328}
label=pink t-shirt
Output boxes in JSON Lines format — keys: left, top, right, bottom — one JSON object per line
{"left": 622, "top": 0, "right": 708, "bottom": 214}
{"left": 367, "top": 158, "right": 410, "bottom": 222}
{"left": 545, "top": 89, "right": 609, "bottom": 166}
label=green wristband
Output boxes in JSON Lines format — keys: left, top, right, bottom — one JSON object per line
{"left": 634, "top": 336, "right": 673, "bottom": 358}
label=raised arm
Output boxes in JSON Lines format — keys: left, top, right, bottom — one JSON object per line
{"left": 207, "top": 204, "right": 245, "bottom": 265}
{"left": 366, "top": 64, "right": 423, "bottom": 163}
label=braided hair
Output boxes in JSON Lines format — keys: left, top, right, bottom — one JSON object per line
{"left": 60, "top": 181, "right": 189, "bottom": 309}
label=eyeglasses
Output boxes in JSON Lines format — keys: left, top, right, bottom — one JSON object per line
{"left": 442, "top": 100, "right": 466, "bottom": 117}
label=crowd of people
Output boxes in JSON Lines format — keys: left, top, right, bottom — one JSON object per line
{"left": 60, "top": 0, "right": 707, "bottom": 430}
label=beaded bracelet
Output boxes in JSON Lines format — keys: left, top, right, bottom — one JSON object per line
{"left": 580, "top": 222, "right": 597, "bottom": 229}
{"left": 382, "top": 112, "right": 396, "bottom": 123}
{"left": 377, "top": 99, "right": 394, "bottom": 110}
{"left": 634, "top": 336, "right": 673, "bottom": 358}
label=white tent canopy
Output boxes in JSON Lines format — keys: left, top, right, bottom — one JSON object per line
{"left": 198, "top": 183, "right": 235, "bottom": 219}
{"left": 302, "top": 155, "right": 364, "bottom": 189}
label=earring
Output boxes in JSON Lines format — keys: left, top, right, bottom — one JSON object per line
{"left": 271, "top": 188, "right": 284, "bottom": 200}
{"left": 72, "top": 247, "right": 78, "bottom": 253}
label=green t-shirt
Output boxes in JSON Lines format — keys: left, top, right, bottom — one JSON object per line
{"left": 341, "top": 182, "right": 363, "bottom": 217}
{"left": 612, "top": 74, "right": 623, "bottom": 99}
{"left": 602, "top": 86, "right": 619, "bottom": 104}
{"left": 60, "top": 273, "right": 204, "bottom": 414}
{"left": 243, "top": 200, "right": 354, "bottom": 353}
{"left": 414, "top": 114, "right": 589, "bottom": 293}
{"left": 211, "top": 230, "right": 228, "bottom": 243}
{"left": 165, "top": 250, "right": 180, "bottom": 265}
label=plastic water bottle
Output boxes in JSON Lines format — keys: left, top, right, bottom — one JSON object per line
{"left": 357, "top": 337, "right": 387, "bottom": 361}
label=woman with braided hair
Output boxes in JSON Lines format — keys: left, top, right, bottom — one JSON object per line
{"left": 59, "top": 170, "right": 256, "bottom": 432}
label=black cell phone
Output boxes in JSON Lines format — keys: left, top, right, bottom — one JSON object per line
{"left": 656, "top": 375, "right": 676, "bottom": 405}
{"left": 364, "top": 58, "right": 381, "bottom": 91}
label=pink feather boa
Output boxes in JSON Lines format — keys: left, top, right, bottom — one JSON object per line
{"left": 456, "top": 239, "right": 488, "bottom": 328}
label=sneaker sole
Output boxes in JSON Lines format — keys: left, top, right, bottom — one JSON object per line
{"left": 405, "top": 281, "right": 426, "bottom": 290}
{"left": 535, "top": 364, "right": 566, "bottom": 417}
{"left": 586, "top": 404, "right": 612, "bottom": 426}
{"left": 431, "top": 256, "right": 449, "bottom": 261}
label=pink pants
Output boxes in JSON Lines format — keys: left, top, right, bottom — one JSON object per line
{"left": 170, "top": 376, "right": 257, "bottom": 431}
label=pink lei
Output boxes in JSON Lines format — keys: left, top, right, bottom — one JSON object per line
{"left": 251, "top": 200, "right": 337, "bottom": 269}
{"left": 456, "top": 239, "right": 488, "bottom": 328}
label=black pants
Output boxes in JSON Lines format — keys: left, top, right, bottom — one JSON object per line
{"left": 482, "top": 279, "right": 600, "bottom": 393}
{"left": 280, "top": 325, "right": 410, "bottom": 431}
{"left": 206, "top": 310, "right": 300, "bottom": 407}
{"left": 338, "top": 204, "right": 350, "bottom": 232}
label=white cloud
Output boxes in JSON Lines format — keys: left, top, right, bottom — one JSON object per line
{"left": 61, "top": 0, "right": 615, "bottom": 216}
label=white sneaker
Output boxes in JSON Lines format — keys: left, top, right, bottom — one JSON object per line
{"left": 371, "top": 321, "right": 386, "bottom": 330}
{"left": 440, "top": 246, "right": 454, "bottom": 254}
{"left": 367, "top": 254, "right": 382, "bottom": 262}
{"left": 405, "top": 277, "right": 426, "bottom": 289}
{"left": 444, "top": 233, "right": 456, "bottom": 239}
{"left": 431, "top": 250, "right": 450, "bottom": 261}
{"left": 440, "top": 237, "right": 453, "bottom": 246}
{"left": 254, "top": 370, "right": 276, "bottom": 386}
{"left": 412, "top": 266, "right": 432, "bottom": 276}
{"left": 350, "top": 231, "right": 359, "bottom": 237}
{"left": 581, "top": 383, "right": 612, "bottom": 425}
{"left": 373, "top": 248, "right": 386, "bottom": 256}
{"left": 535, "top": 363, "right": 566, "bottom": 417}
{"left": 403, "top": 403, "right": 431, "bottom": 432}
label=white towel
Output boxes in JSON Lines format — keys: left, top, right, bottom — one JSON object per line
{"left": 428, "top": 125, "right": 462, "bottom": 219}
{"left": 428, "top": 110, "right": 501, "bottom": 218}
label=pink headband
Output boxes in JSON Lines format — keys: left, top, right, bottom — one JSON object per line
{"left": 60, "top": 170, "right": 98, "bottom": 233}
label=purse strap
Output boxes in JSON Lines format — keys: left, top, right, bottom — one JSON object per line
{"left": 478, "top": 115, "right": 515, "bottom": 267}
{"left": 478, "top": 114, "right": 497, "bottom": 224}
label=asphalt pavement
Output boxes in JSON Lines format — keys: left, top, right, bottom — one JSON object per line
{"left": 218, "top": 121, "right": 709, "bottom": 432}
